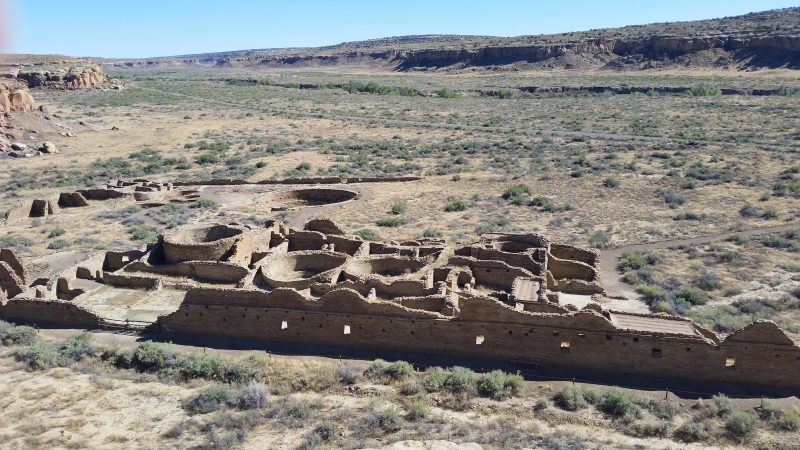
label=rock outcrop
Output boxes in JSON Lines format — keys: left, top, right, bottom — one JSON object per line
{"left": 2, "top": 56, "right": 124, "bottom": 91}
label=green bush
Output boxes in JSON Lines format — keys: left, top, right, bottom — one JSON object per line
{"left": 422, "top": 367, "right": 447, "bottom": 392}
{"left": 689, "top": 85, "right": 721, "bottom": 96}
{"left": 709, "top": 393, "right": 733, "bottom": 417}
{"left": 336, "top": 364, "right": 362, "bottom": 384}
{"left": 553, "top": 385, "right": 587, "bottom": 411}
{"left": 476, "top": 370, "right": 523, "bottom": 400}
{"left": 502, "top": 183, "right": 532, "bottom": 200}
{"left": 406, "top": 399, "right": 429, "bottom": 421}
{"left": 384, "top": 361, "right": 414, "bottom": 380}
{"left": 444, "top": 199, "right": 469, "bottom": 212}
{"left": 618, "top": 251, "right": 646, "bottom": 271}
{"left": 603, "top": 177, "right": 620, "bottom": 188}
{"left": 377, "top": 216, "right": 404, "bottom": 227}
{"left": 355, "top": 228, "right": 378, "bottom": 240}
{"left": 639, "top": 285, "right": 668, "bottom": 305}
{"left": 186, "top": 384, "right": 235, "bottom": 413}
{"left": 422, "top": 228, "right": 441, "bottom": 238}
{"left": 725, "top": 411, "right": 759, "bottom": 439}
{"left": 390, "top": 201, "right": 407, "bottom": 215}
{"left": 47, "top": 239, "right": 72, "bottom": 250}
{"left": 15, "top": 333, "right": 96, "bottom": 369}
{"left": 444, "top": 366, "right": 475, "bottom": 393}
{"left": 598, "top": 390, "right": 641, "bottom": 420}
{"left": 777, "top": 409, "right": 800, "bottom": 431}
{"left": 674, "top": 285, "right": 708, "bottom": 306}
{"left": 372, "top": 407, "right": 404, "bottom": 432}
{"left": 674, "top": 419, "right": 710, "bottom": 442}
{"left": 437, "top": 88, "right": 459, "bottom": 98}
{"left": 0, "top": 320, "right": 37, "bottom": 346}
{"left": 194, "top": 198, "right": 219, "bottom": 209}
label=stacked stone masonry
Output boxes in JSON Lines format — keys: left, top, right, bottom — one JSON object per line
{"left": 1, "top": 218, "right": 798, "bottom": 391}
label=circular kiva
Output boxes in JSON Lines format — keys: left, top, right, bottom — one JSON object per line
{"left": 162, "top": 224, "right": 245, "bottom": 264}
{"left": 261, "top": 188, "right": 358, "bottom": 208}
{"left": 344, "top": 256, "right": 429, "bottom": 279}
{"left": 259, "top": 251, "right": 349, "bottom": 288}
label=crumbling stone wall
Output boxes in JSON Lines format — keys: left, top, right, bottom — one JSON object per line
{"left": 0, "top": 298, "right": 100, "bottom": 327}
{"left": 157, "top": 289, "right": 800, "bottom": 390}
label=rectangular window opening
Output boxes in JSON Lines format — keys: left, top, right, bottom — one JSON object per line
{"left": 651, "top": 348, "right": 662, "bottom": 359}
{"left": 343, "top": 325, "right": 351, "bottom": 335}
{"left": 560, "top": 341, "right": 571, "bottom": 354}
{"left": 725, "top": 357, "right": 736, "bottom": 369}
{"left": 281, "top": 320, "right": 288, "bottom": 330}
{"left": 475, "top": 335, "right": 485, "bottom": 345}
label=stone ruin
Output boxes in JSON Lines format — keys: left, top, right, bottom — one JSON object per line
{"left": 1, "top": 217, "right": 799, "bottom": 392}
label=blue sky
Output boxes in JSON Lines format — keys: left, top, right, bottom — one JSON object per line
{"left": 5, "top": 0, "right": 798, "bottom": 58}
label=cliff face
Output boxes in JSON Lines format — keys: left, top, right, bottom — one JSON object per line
{"left": 100, "top": 8, "right": 800, "bottom": 72}
{"left": 393, "top": 34, "right": 800, "bottom": 70}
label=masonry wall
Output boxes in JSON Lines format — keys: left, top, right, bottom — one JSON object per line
{"left": 157, "top": 292, "right": 800, "bottom": 390}
{"left": 158, "top": 300, "right": 800, "bottom": 390}
{"left": 0, "top": 298, "right": 100, "bottom": 327}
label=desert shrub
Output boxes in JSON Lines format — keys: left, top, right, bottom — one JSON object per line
{"left": 598, "top": 390, "right": 641, "bottom": 420}
{"left": 389, "top": 201, "right": 407, "bottom": 215}
{"left": 314, "top": 421, "right": 338, "bottom": 441}
{"left": 725, "top": 411, "right": 759, "bottom": 439}
{"left": 366, "top": 407, "right": 404, "bottom": 432}
{"left": 237, "top": 381, "right": 269, "bottom": 410}
{"left": 674, "top": 285, "right": 708, "bottom": 306}
{"left": 47, "top": 238, "right": 72, "bottom": 250}
{"left": 0, "top": 321, "right": 37, "bottom": 346}
{"left": 629, "top": 419, "right": 670, "bottom": 437}
{"left": 194, "top": 198, "right": 219, "bottom": 209}
{"left": 695, "top": 269, "right": 722, "bottom": 291}
{"left": 355, "top": 228, "right": 378, "bottom": 240}
{"left": 618, "top": 251, "right": 646, "bottom": 271}
{"left": 444, "top": 366, "right": 475, "bottom": 393}
{"left": 583, "top": 389, "right": 601, "bottom": 405}
{"left": 444, "top": 199, "right": 469, "bottom": 212}
{"left": 476, "top": 370, "right": 523, "bottom": 400}
{"left": 658, "top": 189, "right": 685, "bottom": 207}
{"left": 399, "top": 380, "right": 422, "bottom": 395}
{"left": 336, "top": 364, "right": 362, "bottom": 384}
{"left": 377, "top": 216, "right": 404, "bottom": 227}
{"left": 15, "top": 341, "right": 62, "bottom": 369}
{"left": 285, "top": 400, "right": 312, "bottom": 421}
{"left": 406, "top": 399, "right": 429, "bottom": 421}
{"left": 589, "top": 230, "right": 610, "bottom": 248}
{"left": 422, "top": 228, "right": 441, "bottom": 238}
{"left": 674, "top": 419, "right": 710, "bottom": 442}
{"left": 0, "top": 234, "right": 34, "bottom": 251}
{"left": 640, "top": 285, "right": 668, "bottom": 305}
{"left": 384, "top": 360, "right": 414, "bottom": 380}
{"left": 437, "top": 87, "right": 459, "bottom": 98}
{"left": 701, "top": 393, "right": 733, "bottom": 417}
{"left": 553, "top": 385, "right": 587, "bottom": 411}
{"left": 186, "top": 384, "right": 235, "bottom": 413}
{"left": 502, "top": 183, "right": 532, "bottom": 200}
{"left": 184, "top": 353, "right": 226, "bottom": 379}
{"left": 422, "top": 366, "right": 447, "bottom": 392}
{"left": 48, "top": 227, "right": 66, "bottom": 238}
{"left": 777, "top": 409, "right": 800, "bottom": 431}
{"left": 603, "top": 177, "right": 620, "bottom": 188}
{"left": 739, "top": 203, "right": 759, "bottom": 217}
{"left": 689, "top": 85, "right": 721, "bottom": 96}
{"left": 640, "top": 398, "right": 680, "bottom": 419}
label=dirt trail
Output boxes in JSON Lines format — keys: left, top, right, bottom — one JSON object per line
{"left": 598, "top": 223, "right": 799, "bottom": 308}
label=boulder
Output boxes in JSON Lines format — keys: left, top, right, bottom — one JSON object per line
{"left": 38, "top": 141, "right": 58, "bottom": 154}
{"left": 10, "top": 142, "right": 27, "bottom": 151}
